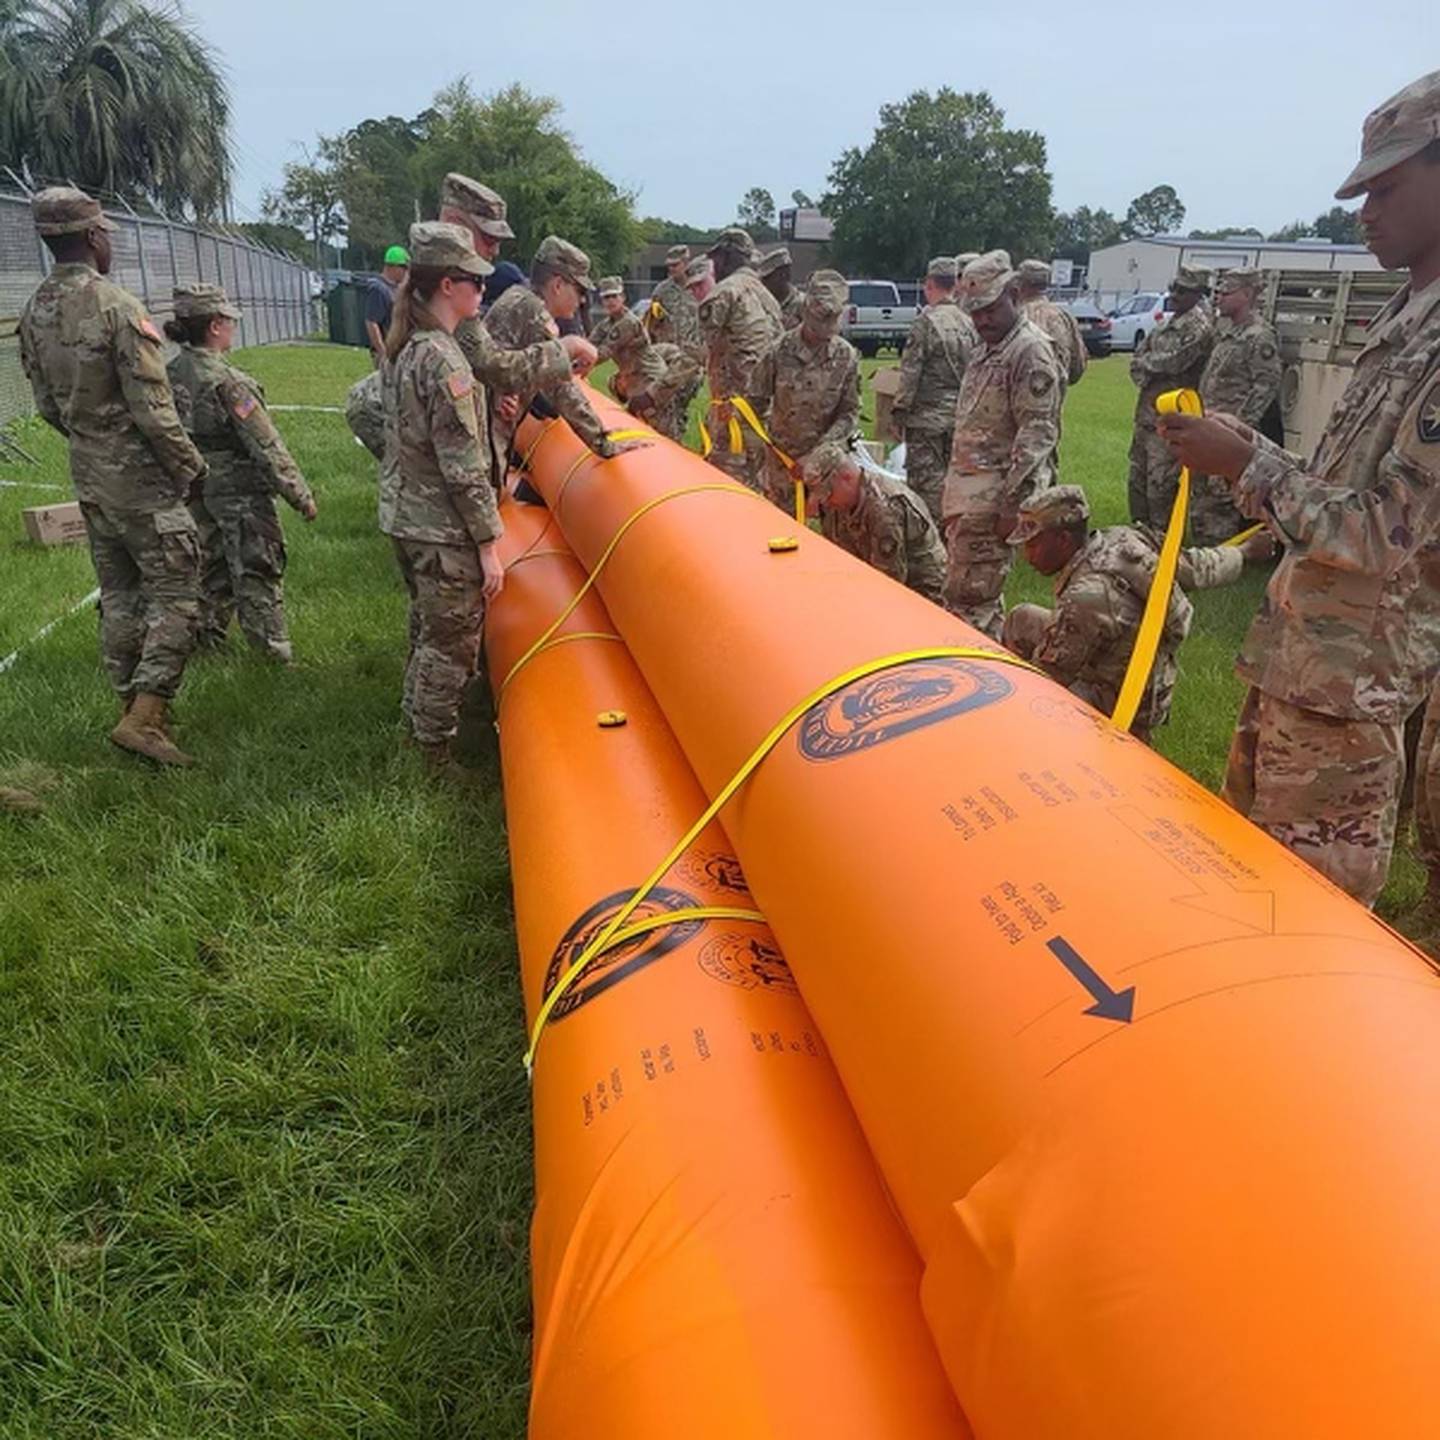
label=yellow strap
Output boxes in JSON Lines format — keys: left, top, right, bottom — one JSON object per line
{"left": 498, "top": 482, "right": 760, "bottom": 704}
{"left": 524, "top": 642, "right": 1041, "bottom": 1073}
{"left": 1110, "top": 388, "right": 1201, "bottom": 732}
{"left": 719, "top": 394, "right": 807, "bottom": 520}
{"left": 699, "top": 420, "right": 714, "bottom": 457}
{"left": 606, "top": 428, "right": 652, "bottom": 444}
{"left": 1222, "top": 522, "right": 1264, "bottom": 548}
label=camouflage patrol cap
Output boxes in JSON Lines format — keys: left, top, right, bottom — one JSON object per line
{"left": 954, "top": 251, "right": 980, "bottom": 270}
{"left": 927, "top": 256, "right": 959, "bottom": 281}
{"left": 596, "top": 274, "right": 625, "bottom": 298}
{"left": 708, "top": 226, "right": 756, "bottom": 259}
{"left": 173, "top": 283, "right": 240, "bottom": 321}
{"left": 683, "top": 255, "right": 713, "bottom": 286}
{"left": 31, "top": 186, "right": 115, "bottom": 237}
{"left": 1007, "top": 484, "right": 1090, "bottom": 545}
{"left": 960, "top": 251, "right": 1017, "bottom": 312}
{"left": 757, "top": 246, "right": 793, "bottom": 277}
{"left": 534, "top": 235, "right": 594, "bottom": 291}
{"left": 408, "top": 221, "right": 492, "bottom": 277}
{"left": 1016, "top": 259, "right": 1052, "bottom": 288}
{"left": 1336, "top": 70, "right": 1440, "bottom": 199}
{"left": 666, "top": 243, "right": 690, "bottom": 264}
{"left": 803, "top": 269, "right": 848, "bottom": 319}
{"left": 439, "top": 173, "right": 514, "bottom": 239}
{"left": 800, "top": 442, "right": 860, "bottom": 500}
{"left": 1216, "top": 264, "right": 1263, "bottom": 293}
{"left": 1170, "top": 263, "right": 1211, "bottom": 293}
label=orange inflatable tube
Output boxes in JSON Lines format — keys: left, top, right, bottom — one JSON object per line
{"left": 516, "top": 396, "right": 1440, "bottom": 1438}
{"left": 485, "top": 500, "right": 970, "bottom": 1440}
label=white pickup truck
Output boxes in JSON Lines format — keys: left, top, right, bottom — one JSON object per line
{"left": 839, "top": 279, "right": 918, "bottom": 358}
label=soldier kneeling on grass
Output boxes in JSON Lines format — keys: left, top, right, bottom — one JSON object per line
{"left": 1003, "top": 485, "right": 1272, "bottom": 743}
{"left": 166, "top": 284, "right": 318, "bottom": 664}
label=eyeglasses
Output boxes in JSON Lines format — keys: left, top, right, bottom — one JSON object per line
{"left": 449, "top": 273, "right": 485, "bottom": 290}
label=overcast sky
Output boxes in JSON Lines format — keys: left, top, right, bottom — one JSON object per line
{"left": 194, "top": 0, "right": 1436, "bottom": 241}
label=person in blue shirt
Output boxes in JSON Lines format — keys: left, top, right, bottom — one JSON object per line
{"left": 365, "top": 244, "right": 409, "bottom": 364}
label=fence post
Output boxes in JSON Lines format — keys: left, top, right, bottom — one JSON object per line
{"left": 163, "top": 218, "right": 180, "bottom": 303}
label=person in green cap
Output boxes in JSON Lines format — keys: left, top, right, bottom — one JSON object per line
{"left": 366, "top": 244, "right": 410, "bottom": 365}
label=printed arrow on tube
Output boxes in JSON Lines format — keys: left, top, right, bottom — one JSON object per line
{"left": 1046, "top": 936, "right": 1136, "bottom": 1023}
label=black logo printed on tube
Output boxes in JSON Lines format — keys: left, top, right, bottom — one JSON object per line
{"left": 798, "top": 658, "right": 1014, "bottom": 762}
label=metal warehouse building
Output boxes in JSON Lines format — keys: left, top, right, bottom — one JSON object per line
{"left": 1087, "top": 234, "right": 1382, "bottom": 298}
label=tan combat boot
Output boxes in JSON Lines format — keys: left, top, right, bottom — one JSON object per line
{"left": 416, "top": 739, "right": 481, "bottom": 789}
{"left": 110, "top": 693, "right": 194, "bottom": 767}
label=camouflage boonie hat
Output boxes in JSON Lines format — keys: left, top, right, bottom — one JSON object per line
{"left": 173, "top": 283, "right": 240, "bottom": 321}
{"left": 1216, "top": 265, "right": 1263, "bottom": 293}
{"left": 927, "top": 256, "right": 959, "bottom": 281}
{"left": 32, "top": 186, "right": 115, "bottom": 237}
{"left": 534, "top": 235, "right": 594, "bottom": 291}
{"left": 683, "top": 255, "right": 713, "bottom": 285}
{"left": 596, "top": 274, "right": 624, "bottom": 298}
{"left": 954, "top": 251, "right": 980, "bottom": 270}
{"left": 439, "top": 173, "right": 514, "bottom": 239}
{"left": 960, "top": 251, "right": 1016, "bottom": 312}
{"left": 1016, "top": 259, "right": 1052, "bottom": 287}
{"left": 757, "top": 246, "right": 793, "bottom": 278}
{"left": 666, "top": 243, "right": 690, "bottom": 264}
{"left": 803, "top": 269, "right": 847, "bottom": 319}
{"left": 409, "top": 221, "right": 492, "bottom": 277}
{"left": 1336, "top": 70, "right": 1440, "bottom": 199}
{"left": 1171, "top": 263, "right": 1211, "bottom": 293}
{"left": 708, "top": 226, "right": 756, "bottom": 260}
{"left": 1008, "top": 484, "right": 1090, "bottom": 545}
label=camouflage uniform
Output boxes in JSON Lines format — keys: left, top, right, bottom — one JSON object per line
{"left": 381, "top": 241, "right": 502, "bottom": 746}
{"left": 809, "top": 449, "right": 946, "bottom": 603}
{"left": 942, "top": 253, "right": 1063, "bottom": 638}
{"left": 747, "top": 272, "right": 860, "bottom": 511}
{"left": 698, "top": 229, "right": 784, "bottom": 488}
{"left": 591, "top": 307, "right": 650, "bottom": 401}
{"left": 1002, "top": 488, "right": 1244, "bottom": 740}
{"left": 759, "top": 247, "right": 805, "bottom": 330}
{"left": 346, "top": 370, "right": 386, "bottom": 459}
{"left": 18, "top": 197, "right": 205, "bottom": 705}
{"left": 476, "top": 236, "right": 613, "bottom": 469}
{"left": 1017, "top": 260, "right": 1087, "bottom": 388}
{"left": 892, "top": 258, "right": 978, "bottom": 525}
{"left": 626, "top": 342, "right": 702, "bottom": 442}
{"left": 1128, "top": 271, "right": 1214, "bottom": 526}
{"left": 1193, "top": 282, "right": 1283, "bottom": 544}
{"left": 646, "top": 245, "right": 703, "bottom": 356}
{"left": 168, "top": 292, "right": 314, "bottom": 662}
{"left": 1220, "top": 263, "right": 1440, "bottom": 907}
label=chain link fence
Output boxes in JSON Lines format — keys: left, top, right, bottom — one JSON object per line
{"left": 0, "top": 191, "right": 321, "bottom": 426}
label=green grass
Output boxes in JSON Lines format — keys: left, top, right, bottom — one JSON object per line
{"left": 0, "top": 342, "right": 1427, "bottom": 1438}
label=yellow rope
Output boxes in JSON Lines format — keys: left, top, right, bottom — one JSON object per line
{"left": 1110, "top": 387, "right": 1200, "bottom": 732}
{"left": 523, "top": 642, "right": 1041, "bottom": 1073}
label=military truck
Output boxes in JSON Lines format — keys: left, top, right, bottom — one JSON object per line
{"left": 1261, "top": 267, "right": 1405, "bottom": 455}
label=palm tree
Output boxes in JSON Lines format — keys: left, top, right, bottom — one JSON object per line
{"left": 0, "top": 0, "right": 230, "bottom": 218}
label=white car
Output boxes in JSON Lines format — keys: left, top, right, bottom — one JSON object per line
{"left": 1106, "top": 291, "right": 1173, "bottom": 351}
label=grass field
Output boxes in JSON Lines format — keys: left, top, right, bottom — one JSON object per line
{"left": 0, "top": 342, "right": 1426, "bottom": 1438}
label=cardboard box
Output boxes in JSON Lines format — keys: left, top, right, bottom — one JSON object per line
{"left": 22, "top": 501, "right": 87, "bottom": 547}
{"left": 871, "top": 366, "right": 902, "bottom": 441}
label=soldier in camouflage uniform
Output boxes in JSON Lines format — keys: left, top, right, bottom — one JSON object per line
{"left": 1191, "top": 266, "right": 1283, "bottom": 544}
{"left": 1159, "top": 68, "right": 1440, "bottom": 907}
{"left": 346, "top": 370, "right": 386, "bottom": 459}
{"left": 18, "top": 186, "right": 206, "bottom": 767}
{"left": 483, "top": 236, "right": 625, "bottom": 471}
{"left": 758, "top": 247, "right": 806, "bottom": 329}
{"left": 1003, "top": 485, "right": 1270, "bottom": 742}
{"left": 746, "top": 271, "right": 860, "bottom": 511}
{"left": 590, "top": 276, "right": 647, "bottom": 399}
{"left": 1016, "top": 259, "right": 1087, "bottom": 387}
{"left": 380, "top": 222, "right": 503, "bottom": 783}
{"left": 803, "top": 443, "right": 946, "bottom": 603}
{"left": 166, "top": 284, "right": 317, "bottom": 664}
{"left": 1128, "top": 265, "right": 1214, "bottom": 526}
{"left": 941, "top": 251, "right": 1064, "bottom": 638}
{"left": 438, "top": 175, "right": 598, "bottom": 481}
{"left": 696, "top": 227, "right": 784, "bottom": 488}
{"left": 890, "top": 255, "right": 978, "bottom": 525}
{"left": 645, "top": 243, "right": 702, "bottom": 356}
{"left": 623, "top": 339, "right": 702, "bottom": 443}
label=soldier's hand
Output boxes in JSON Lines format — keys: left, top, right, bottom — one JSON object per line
{"left": 1238, "top": 529, "right": 1277, "bottom": 565}
{"left": 1156, "top": 413, "right": 1255, "bottom": 482}
{"left": 497, "top": 394, "right": 521, "bottom": 424}
{"left": 479, "top": 542, "right": 505, "bottom": 602}
{"left": 562, "top": 335, "right": 598, "bottom": 375}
